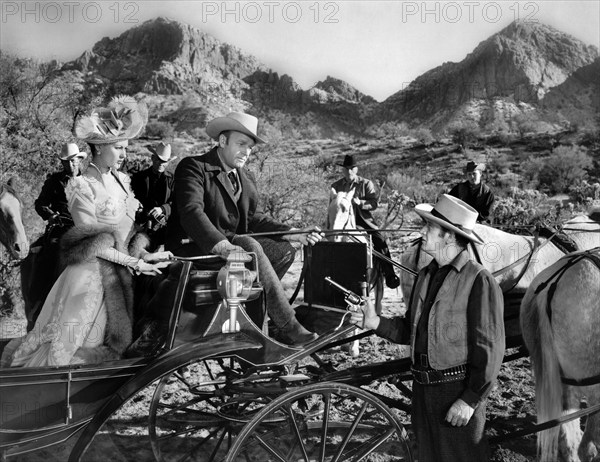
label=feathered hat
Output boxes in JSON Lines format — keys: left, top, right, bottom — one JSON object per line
{"left": 74, "top": 95, "right": 148, "bottom": 145}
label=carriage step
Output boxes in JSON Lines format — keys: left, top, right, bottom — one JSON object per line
{"left": 279, "top": 374, "right": 311, "bottom": 387}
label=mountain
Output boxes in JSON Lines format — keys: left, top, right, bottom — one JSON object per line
{"left": 63, "top": 17, "right": 375, "bottom": 137}
{"left": 376, "top": 21, "right": 598, "bottom": 129}
{"left": 61, "top": 17, "right": 598, "bottom": 137}
{"left": 64, "top": 17, "right": 264, "bottom": 100}
{"left": 542, "top": 57, "right": 600, "bottom": 127}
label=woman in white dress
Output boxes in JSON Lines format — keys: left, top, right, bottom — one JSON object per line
{"left": 4, "top": 96, "right": 171, "bottom": 367}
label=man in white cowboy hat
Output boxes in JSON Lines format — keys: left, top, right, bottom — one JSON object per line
{"left": 35, "top": 143, "right": 87, "bottom": 236}
{"left": 26, "top": 143, "right": 87, "bottom": 329}
{"left": 131, "top": 142, "right": 177, "bottom": 249}
{"left": 165, "top": 112, "right": 324, "bottom": 345}
{"left": 449, "top": 160, "right": 495, "bottom": 222}
{"left": 351, "top": 194, "right": 505, "bottom": 462}
{"left": 330, "top": 154, "right": 400, "bottom": 288}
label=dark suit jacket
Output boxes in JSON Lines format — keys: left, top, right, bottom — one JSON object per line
{"left": 35, "top": 170, "right": 73, "bottom": 221}
{"left": 165, "top": 147, "right": 290, "bottom": 255}
{"left": 130, "top": 167, "right": 174, "bottom": 220}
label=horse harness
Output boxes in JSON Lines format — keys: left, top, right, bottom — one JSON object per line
{"left": 469, "top": 227, "right": 575, "bottom": 294}
{"left": 534, "top": 247, "right": 600, "bottom": 387}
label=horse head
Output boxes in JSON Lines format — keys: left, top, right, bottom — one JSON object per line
{"left": 0, "top": 178, "right": 29, "bottom": 259}
{"left": 327, "top": 188, "right": 357, "bottom": 242}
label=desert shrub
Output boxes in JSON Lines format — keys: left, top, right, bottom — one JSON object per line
{"left": 492, "top": 187, "right": 582, "bottom": 231}
{"left": 568, "top": 180, "right": 600, "bottom": 207}
{"left": 248, "top": 143, "right": 329, "bottom": 227}
{"left": 513, "top": 112, "right": 545, "bottom": 137}
{"left": 411, "top": 127, "right": 435, "bottom": 145}
{"left": 312, "top": 150, "right": 337, "bottom": 172}
{"left": 379, "top": 190, "right": 414, "bottom": 229}
{"left": 0, "top": 54, "right": 105, "bottom": 318}
{"left": 386, "top": 169, "right": 444, "bottom": 206}
{"left": 487, "top": 131, "right": 514, "bottom": 146}
{"left": 146, "top": 120, "right": 175, "bottom": 139}
{"left": 486, "top": 150, "right": 511, "bottom": 174}
{"left": 365, "top": 122, "right": 412, "bottom": 139}
{"left": 446, "top": 119, "right": 481, "bottom": 148}
{"left": 536, "top": 145, "right": 592, "bottom": 194}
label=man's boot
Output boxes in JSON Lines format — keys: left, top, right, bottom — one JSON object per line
{"left": 277, "top": 318, "right": 318, "bottom": 345}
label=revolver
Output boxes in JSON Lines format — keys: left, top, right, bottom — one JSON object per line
{"left": 324, "top": 277, "right": 366, "bottom": 308}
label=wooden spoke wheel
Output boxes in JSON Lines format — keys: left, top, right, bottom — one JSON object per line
{"left": 225, "top": 381, "right": 413, "bottom": 462}
{"left": 148, "top": 358, "right": 273, "bottom": 462}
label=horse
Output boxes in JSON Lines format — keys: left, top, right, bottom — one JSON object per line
{"left": 0, "top": 178, "right": 29, "bottom": 260}
{"left": 398, "top": 216, "right": 600, "bottom": 344}
{"left": 520, "top": 248, "right": 600, "bottom": 462}
{"left": 400, "top": 218, "right": 599, "bottom": 294}
{"left": 327, "top": 188, "right": 385, "bottom": 357}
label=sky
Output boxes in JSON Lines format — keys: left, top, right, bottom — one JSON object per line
{"left": 1, "top": 1, "right": 599, "bottom": 101}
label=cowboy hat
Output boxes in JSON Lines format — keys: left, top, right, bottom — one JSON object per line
{"left": 58, "top": 143, "right": 87, "bottom": 161}
{"left": 415, "top": 194, "right": 483, "bottom": 244}
{"left": 464, "top": 161, "right": 485, "bottom": 172}
{"left": 74, "top": 95, "right": 148, "bottom": 145}
{"left": 338, "top": 154, "right": 358, "bottom": 168}
{"left": 149, "top": 142, "right": 177, "bottom": 163}
{"left": 206, "top": 112, "right": 266, "bottom": 144}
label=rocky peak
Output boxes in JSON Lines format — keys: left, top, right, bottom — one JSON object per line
{"left": 378, "top": 20, "right": 598, "bottom": 125}
{"left": 312, "top": 76, "right": 376, "bottom": 104}
{"left": 63, "top": 17, "right": 264, "bottom": 95}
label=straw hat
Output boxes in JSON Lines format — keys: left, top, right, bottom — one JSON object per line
{"left": 206, "top": 112, "right": 266, "bottom": 144}
{"left": 58, "top": 143, "right": 87, "bottom": 161}
{"left": 74, "top": 95, "right": 148, "bottom": 145}
{"left": 415, "top": 194, "right": 483, "bottom": 244}
{"left": 149, "top": 142, "right": 177, "bottom": 163}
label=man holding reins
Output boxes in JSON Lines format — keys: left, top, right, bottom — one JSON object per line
{"left": 331, "top": 154, "right": 400, "bottom": 288}
{"left": 166, "top": 112, "right": 323, "bottom": 345}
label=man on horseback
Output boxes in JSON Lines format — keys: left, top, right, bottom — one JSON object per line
{"left": 24, "top": 143, "right": 87, "bottom": 327}
{"left": 449, "top": 160, "right": 495, "bottom": 222}
{"left": 331, "top": 154, "right": 400, "bottom": 288}
{"left": 165, "top": 112, "right": 323, "bottom": 345}
{"left": 35, "top": 143, "right": 86, "bottom": 240}
{"left": 353, "top": 195, "right": 505, "bottom": 462}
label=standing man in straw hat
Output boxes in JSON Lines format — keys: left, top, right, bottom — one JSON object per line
{"left": 449, "top": 161, "right": 495, "bottom": 222}
{"left": 331, "top": 154, "right": 400, "bottom": 288}
{"left": 351, "top": 195, "right": 505, "bottom": 462}
{"left": 131, "top": 142, "right": 176, "bottom": 249}
{"left": 166, "top": 112, "right": 323, "bottom": 345}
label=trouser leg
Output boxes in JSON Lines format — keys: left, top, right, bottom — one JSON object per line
{"left": 232, "top": 235, "right": 296, "bottom": 327}
{"left": 412, "top": 381, "right": 490, "bottom": 462}
{"left": 253, "top": 237, "right": 296, "bottom": 280}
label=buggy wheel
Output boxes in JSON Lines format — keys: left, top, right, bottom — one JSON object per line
{"left": 148, "top": 358, "right": 271, "bottom": 462}
{"left": 225, "top": 381, "right": 413, "bottom": 462}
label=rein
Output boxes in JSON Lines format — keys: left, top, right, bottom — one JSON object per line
{"left": 492, "top": 229, "right": 564, "bottom": 293}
